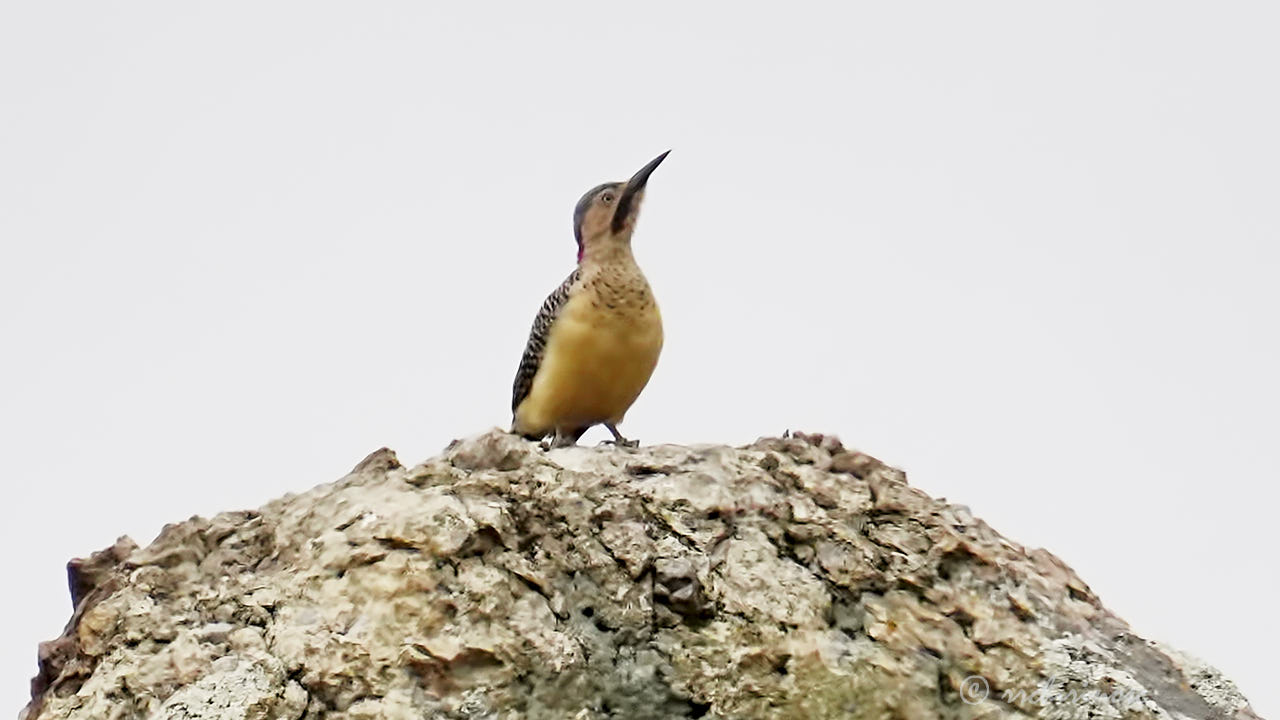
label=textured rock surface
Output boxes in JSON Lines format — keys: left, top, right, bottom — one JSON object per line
{"left": 23, "top": 430, "right": 1259, "bottom": 719}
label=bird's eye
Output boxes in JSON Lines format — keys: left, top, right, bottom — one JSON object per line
{"left": 601, "top": 192, "right": 614, "bottom": 204}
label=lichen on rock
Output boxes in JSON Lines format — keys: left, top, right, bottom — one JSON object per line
{"left": 22, "top": 430, "right": 1259, "bottom": 719}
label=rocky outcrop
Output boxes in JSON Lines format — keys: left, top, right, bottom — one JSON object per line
{"left": 23, "top": 430, "right": 1258, "bottom": 719}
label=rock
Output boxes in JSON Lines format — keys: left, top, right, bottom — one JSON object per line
{"left": 21, "top": 429, "right": 1259, "bottom": 719}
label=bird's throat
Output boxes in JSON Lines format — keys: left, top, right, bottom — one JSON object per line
{"left": 578, "top": 234, "right": 636, "bottom": 268}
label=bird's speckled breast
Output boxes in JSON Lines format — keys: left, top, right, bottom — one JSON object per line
{"left": 514, "top": 267, "right": 663, "bottom": 435}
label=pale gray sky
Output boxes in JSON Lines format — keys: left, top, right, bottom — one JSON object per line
{"left": 2, "top": 2, "right": 1276, "bottom": 716}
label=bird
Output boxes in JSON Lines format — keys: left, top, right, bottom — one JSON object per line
{"left": 510, "top": 151, "right": 670, "bottom": 449}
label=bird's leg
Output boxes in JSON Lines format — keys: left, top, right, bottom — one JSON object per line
{"left": 603, "top": 423, "right": 638, "bottom": 448}
{"left": 548, "top": 426, "right": 587, "bottom": 449}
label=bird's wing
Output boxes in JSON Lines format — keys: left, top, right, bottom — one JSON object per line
{"left": 512, "top": 269, "right": 581, "bottom": 415}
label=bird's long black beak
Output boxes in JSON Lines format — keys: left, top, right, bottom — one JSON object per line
{"left": 612, "top": 150, "right": 670, "bottom": 233}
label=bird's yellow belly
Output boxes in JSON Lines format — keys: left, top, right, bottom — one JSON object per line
{"left": 515, "top": 293, "right": 663, "bottom": 435}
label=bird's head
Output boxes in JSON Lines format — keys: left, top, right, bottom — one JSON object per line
{"left": 573, "top": 151, "right": 669, "bottom": 263}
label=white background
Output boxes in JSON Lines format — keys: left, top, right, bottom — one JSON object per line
{"left": 2, "top": 2, "right": 1276, "bottom": 716}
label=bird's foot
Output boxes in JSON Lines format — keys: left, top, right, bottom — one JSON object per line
{"left": 602, "top": 423, "right": 638, "bottom": 448}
